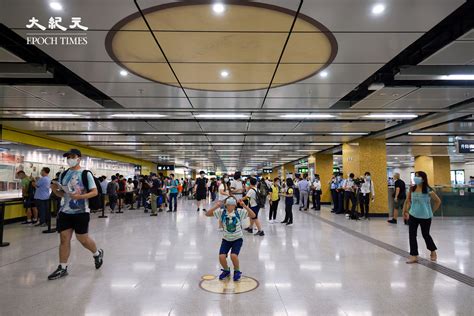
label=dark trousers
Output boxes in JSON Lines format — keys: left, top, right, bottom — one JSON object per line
{"left": 344, "top": 191, "right": 356, "bottom": 213}
{"left": 211, "top": 191, "right": 216, "bottom": 201}
{"left": 141, "top": 190, "right": 150, "bottom": 209}
{"left": 269, "top": 199, "right": 279, "bottom": 220}
{"left": 284, "top": 203, "right": 293, "bottom": 223}
{"left": 294, "top": 188, "right": 300, "bottom": 204}
{"left": 109, "top": 195, "right": 117, "bottom": 211}
{"left": 331, "top": 189, "right": 338, "bottom": 210}
{"left": 409, "top": 215, "right": 437, "bottom": 256}
{"left": 35, "top": 199, "right": 49, "bottom": 224}
{"left": 312, "top": 190, "right": 321, "bottom": 210}
{"left": 359, "top": 193, "right": 370, "bottom": 217}
{"left": 169, "top": 192, "right": 178, "bottom": 211}
{"left": 337, "top": 191, "right": 345, "bottom": 213}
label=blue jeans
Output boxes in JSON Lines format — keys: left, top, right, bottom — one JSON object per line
{"left": 169, "top": 192, "right": 178, "bottom": 211}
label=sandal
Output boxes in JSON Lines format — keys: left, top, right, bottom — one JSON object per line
{"left": 406, "top": 256, "right": 418, "bottom": 264}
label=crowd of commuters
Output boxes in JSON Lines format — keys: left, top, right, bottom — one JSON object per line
{"left": 14, "top": 147, "right": 442, "bottom": 281}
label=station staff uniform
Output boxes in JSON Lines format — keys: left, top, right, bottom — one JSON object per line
{"left": 359, "top": 178, "right": 375, "bottom": 218}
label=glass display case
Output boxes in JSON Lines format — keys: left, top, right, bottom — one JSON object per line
{"left": 0, "top": 142, "right": 137, "bottom": 200}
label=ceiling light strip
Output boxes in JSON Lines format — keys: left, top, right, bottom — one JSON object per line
{"left": 259, "top": 0, "right": 303, "bottom": 109}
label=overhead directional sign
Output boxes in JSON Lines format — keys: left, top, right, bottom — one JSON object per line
{"left": 458, "top": 140, "right": 474, "bottom": 153}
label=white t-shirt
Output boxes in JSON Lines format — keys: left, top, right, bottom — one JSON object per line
{"left": 218, "top": 183, "right": 229, "bottom": 201}
{"left": 312, "top": 180, "right": 321, "bottom": 191}
{"left": 245, "top": 188, "right": 258, "bottom": 207}
{"left": 230, "top": 180, "right": 244, "bottom": 199}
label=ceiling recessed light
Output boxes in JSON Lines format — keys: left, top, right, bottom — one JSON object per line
{"left": 213, "top": 3, "right": 225, "bottom": 14}
{"left": 49, "top": 2, "right": 63, "bottom": 11}
{"left": 372, "top": 3, "right": 385, "bottom": 15}
{"left": 319, "top": 71, "right": 328, "bottom": 78}
{"left": 220, "top": 70, "right": 229, "bottom": 78}
{"left": 120, "top": 70, "right": 128, "bottom": 76}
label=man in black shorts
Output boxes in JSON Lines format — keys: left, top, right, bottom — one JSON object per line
{"left": 48, "top": 149, "right": 104, "bottom": 280}
{"left": 194, "top": 170, "right": 208, "bottom": 212}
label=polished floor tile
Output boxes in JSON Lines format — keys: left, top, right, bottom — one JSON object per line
{"left": 0, "top": 198, "right": 472, "bottom": 316}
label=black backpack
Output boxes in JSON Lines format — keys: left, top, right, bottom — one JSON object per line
{"left": 60, "top": 169, "right": 102, "bottom": 211}
{"left": 252, "top": 188, "right": 266, "bottom": 209}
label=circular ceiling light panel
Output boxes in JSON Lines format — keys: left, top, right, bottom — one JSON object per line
{"left": 106, "top": 1, "right": 337, "bottom": 92}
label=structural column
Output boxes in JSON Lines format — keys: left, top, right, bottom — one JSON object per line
{"left": 414, "top": 156, "right": 451, "bottom": 186}
{"left": 342, "top": 139, "right": 388, "bottom": 215}
{"left": 313, "top": 153, "right": 333, "bottom": 203}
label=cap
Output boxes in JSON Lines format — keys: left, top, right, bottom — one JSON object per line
{"left": 63, "top": 148, "right": 82, "bottom": 157}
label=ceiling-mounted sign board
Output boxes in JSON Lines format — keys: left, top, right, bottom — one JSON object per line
{"left": 458, "top": 140, "right": 474, "bottom": 154}
{"left": 263, "top": 168, "right": 273, "bottom": 174}
{"left": 157, "top": 165, "right": 175, "bottom": 171}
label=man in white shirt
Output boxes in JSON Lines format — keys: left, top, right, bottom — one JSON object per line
{"left": 359, "top": 171, "right": 375, "bottom": 220}
{"left": 311, "top": 174, "right": 322, "bottom": 211}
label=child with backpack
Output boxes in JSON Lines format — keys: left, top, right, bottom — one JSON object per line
{"left": 206, "top": 197, "right": 256, "bottom": 282}
{"left": 242, "top": 177, "right": 265, "bottom": 236}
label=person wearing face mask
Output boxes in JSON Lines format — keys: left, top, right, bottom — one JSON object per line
{"left": 230, "top": 171, "right": 245, "bottom": 201}
{"left": 359, "top": 171, "right": 375, "bottom": 220}
{"left": 218, "top": 174, "right": 231, "bottom": 201}
{"left": 311, "top": 174, "right": 322, "bottom": 211}
{"left": 330, "top": 174, "right": 338, "bottom": 213}
{"left": 335, "top": 173, "right": 345, "bottom": 214}
{"left": 403, "top": 171, "right": 441, "bottom": 264}
{"left": 48, "top": 149, "right": 104, "bottom": 280}
{"left": 268, "top": 177, "right": 281, "bottom": 223}
{"left": 342, "top": 173, "right": 357, "bottom": 215}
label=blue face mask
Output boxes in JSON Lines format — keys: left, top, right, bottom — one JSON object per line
{"left": 366, "top": 176, "right": 371, "bottom": 180}
{"left": 413, "top": 176, "right": 423, "bottom": 185}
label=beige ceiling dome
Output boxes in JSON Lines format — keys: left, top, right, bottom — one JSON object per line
{"left": 106, "top": 1, "right": 337, "bottom": 92}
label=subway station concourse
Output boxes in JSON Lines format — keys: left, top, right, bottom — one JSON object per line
{"left": 0, "top": 1, "right": 473, "bottom": 315}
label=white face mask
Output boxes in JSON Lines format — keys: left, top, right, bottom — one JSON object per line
{"left": 224, "top": 178, "right": 229, "bottom": 182}
{"left": 67, "top": 158, "right": 80, "bottom": 168}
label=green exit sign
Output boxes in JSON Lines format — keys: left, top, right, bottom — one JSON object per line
{"left": 298, "top": 167, "right": 308, "bottom": 174}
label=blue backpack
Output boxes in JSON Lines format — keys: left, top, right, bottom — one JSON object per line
{"left": 221, "top": 209, "right": 242, "bottom": 232}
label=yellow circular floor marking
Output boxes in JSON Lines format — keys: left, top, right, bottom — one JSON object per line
{"left": 202, "top": 274, "right": 216, "bottom": 281}
{"left": 199, "top": 275, "right": 259, "bottom": 294}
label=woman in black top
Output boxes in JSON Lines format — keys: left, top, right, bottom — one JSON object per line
{"left": 281, "top": 178, "right": 294, "bottom": 226}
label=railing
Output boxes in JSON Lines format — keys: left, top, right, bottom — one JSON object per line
{"left": 388, "top": 185, "right": 474, "bottom": 217}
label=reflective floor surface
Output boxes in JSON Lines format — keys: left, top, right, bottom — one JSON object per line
{"left": 0, "top": 198, "right": 472, "bottom": 316}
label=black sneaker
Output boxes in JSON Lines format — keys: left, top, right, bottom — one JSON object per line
{"left": 245, "top": 227, "right": 253, "bottom": 233}
{"left": 255, "top": 231, "right": 265, "bottom": 236}
{"left": 387, "top": 219, "right": 397, "bottom": 224}
{"left": 202, "top": 209, "right": 207, "bottom": 212}
{"left": 196, "top": 208, "right": 200, "bottom": 212}
{"left": 94, "top": 249, "right": 104, "bottom": 269}
{"left": 150, "top": 213, "right": 157, "bottom": 216}
{"left": 48, "top": 265, "right": 68, "bottom": 280}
